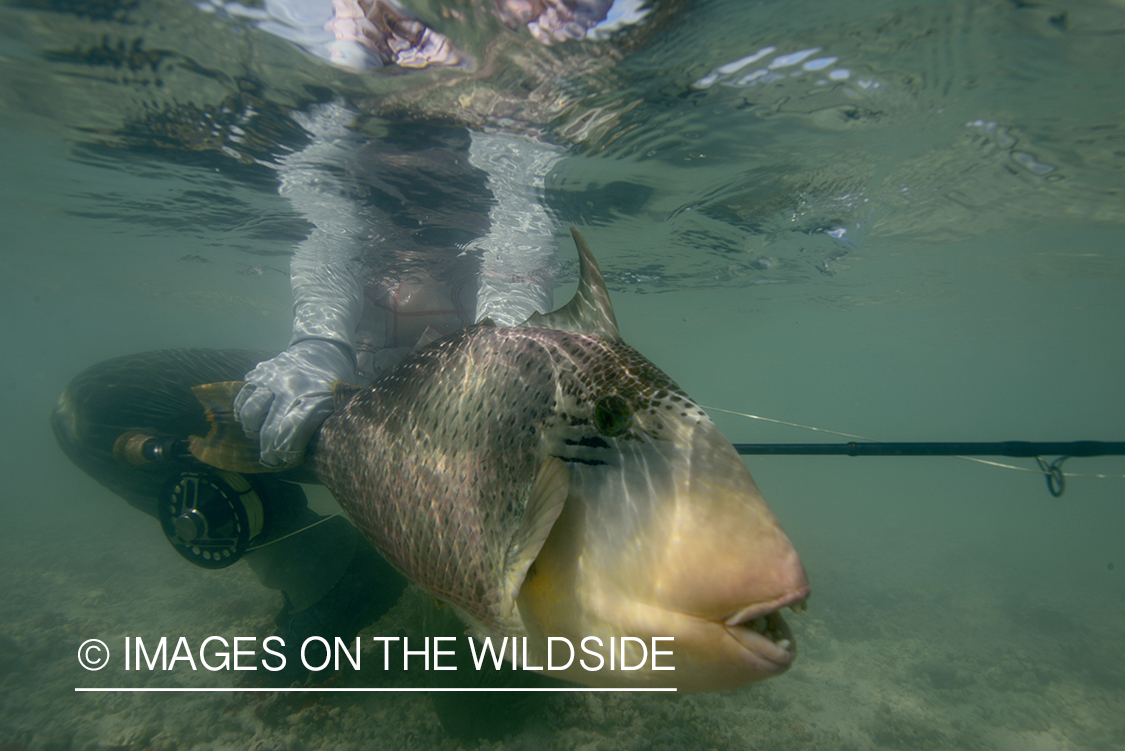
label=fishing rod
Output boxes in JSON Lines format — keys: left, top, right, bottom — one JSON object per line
{"left": 731, "top": 440, "right": 1125, "bottom": 497}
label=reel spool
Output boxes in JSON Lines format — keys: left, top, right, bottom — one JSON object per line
{"left": 158, "top": 469, "right": 267, "bottom": 569}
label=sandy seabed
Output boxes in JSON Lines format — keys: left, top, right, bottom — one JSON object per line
{"left": 1, "top": 492, "right": 1123, "bottom": 751}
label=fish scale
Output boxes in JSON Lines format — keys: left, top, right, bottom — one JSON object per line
{"left": 313, "top": 323, "right": 668, "bottom": 637}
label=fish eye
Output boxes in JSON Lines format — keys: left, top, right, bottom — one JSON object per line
{"left": 593, "top": 394, "right": 632, "bottom": 437}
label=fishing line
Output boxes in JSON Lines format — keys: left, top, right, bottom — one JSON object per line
{"left": 704, "top": 406, "right": 873, "bottom": 441}
{"left": 245, "top": 512, "right": 346, "bottom": 552}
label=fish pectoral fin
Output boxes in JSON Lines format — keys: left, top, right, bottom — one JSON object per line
{"left": 331, "top": 380, "right": 366, "bottom": 408}
{"left": 502, "top": 457, "right": 570, "bottom": 615}
{"left": 188, "top": 381, "right": 287, "bottom": 473}
{"left": 522, "top": 227, "right": 621, "bottom": 341}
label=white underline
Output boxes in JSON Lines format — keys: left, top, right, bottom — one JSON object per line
{"left": 75, "top": 687, "right": 676, "bottom": 693}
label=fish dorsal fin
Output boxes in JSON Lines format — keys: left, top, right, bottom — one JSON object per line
{"left": 332, "top": 381, "right": 365, "bottom": 408}
{"left": 501, "top": 457, "right": 569, "bottom": 616}
{"left": 523, "top": 227, "right": 621, "bottom": 341}
{"left": 476, "top": 316, "right": 497, "bottom": 328}
{"left": 188, "top": 381, "right": 297, "bottom": 473}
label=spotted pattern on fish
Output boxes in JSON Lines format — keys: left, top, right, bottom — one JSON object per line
{"left": 312, "top": 321, "right": 704, "bottom": 637}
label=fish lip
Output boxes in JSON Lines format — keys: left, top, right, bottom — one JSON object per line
{"left": 721, "top": 587, "right": 808, "bottom": 671}
{"left": 724, "top": 615, "right": 796, "bottom": 671}
{"left": 723, "top": 586, "right": 810, "bottom": 628}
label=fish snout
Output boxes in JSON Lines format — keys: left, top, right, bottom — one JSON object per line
{"left": 653, "top": 423, "right": 810, "bottom": 623}
{"left": 641, "top": 429, "right": 810, "bottom": 689}
{"left": 642, "top": 483, "right": 810, "bottom": 689}
{"left": 652, "top": 492, "right": 809, "bottom": 624}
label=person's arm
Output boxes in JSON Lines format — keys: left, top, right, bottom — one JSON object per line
{"left": 234, "top": 102, "right": 366, "bottom": 468}
{"left": 467, "top": 130, "right": 565, "bottom": 326}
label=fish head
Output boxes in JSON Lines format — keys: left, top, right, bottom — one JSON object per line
{"left": 516, "top": 336, "right": 809, "bottom": 691}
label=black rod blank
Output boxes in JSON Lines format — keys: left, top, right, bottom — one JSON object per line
{"left": 731, "top": 441, "right": 1125, "bottom": 457}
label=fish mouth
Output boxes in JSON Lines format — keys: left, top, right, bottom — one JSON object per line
{"left": 723, "top": 587, "right": 810, "bottom": 669}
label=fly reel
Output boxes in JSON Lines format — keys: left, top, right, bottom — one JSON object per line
{"left": 158, "top": 469, "right": 267, "bottom": 569}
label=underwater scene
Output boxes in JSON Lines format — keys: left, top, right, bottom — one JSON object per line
{"left": 1, "top": 0, "right": 1124, "bottom": 749}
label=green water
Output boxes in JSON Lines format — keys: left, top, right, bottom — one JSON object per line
{"left": 1, "top": 0, "right": 1123, "bottom": 749}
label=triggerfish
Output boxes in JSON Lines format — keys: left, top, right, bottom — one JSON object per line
{"left": 192, "top": 227, "right": 810, "bottom": 691}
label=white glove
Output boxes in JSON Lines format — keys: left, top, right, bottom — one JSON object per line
{"left": 234, "top": 339, "right": 356, "bottom": 468}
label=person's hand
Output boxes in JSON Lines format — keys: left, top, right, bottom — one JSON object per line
{"left": 234, "top": 339, "right": 356, "bottom": 468}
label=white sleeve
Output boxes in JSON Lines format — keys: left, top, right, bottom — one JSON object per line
{"left": 274, "top": 101, "right": 367, "bottom": 353}
{"left": 467, "top": 130, "right": 565, "bottom": 326}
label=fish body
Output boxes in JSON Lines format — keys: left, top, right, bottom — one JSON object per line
{"left": 310, "top": 228, "right": 809, "bottom": 690}
{"left": 193, "top": 228, "right": 809, "bottom": 690}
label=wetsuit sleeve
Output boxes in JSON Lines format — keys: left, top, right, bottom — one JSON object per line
{"left": 280, "top": 102, "right": 366, "bottom": 352}
{"left": 467, "top": 130, "right": 565, "bottom": 327}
